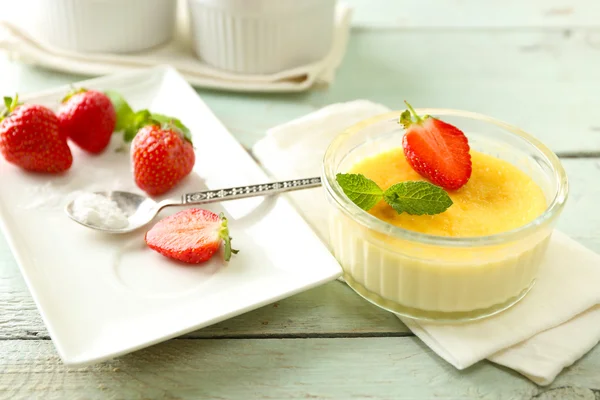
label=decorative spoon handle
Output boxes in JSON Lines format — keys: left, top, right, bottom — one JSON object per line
{"left": 181, "top": 177, "right": 322, "bottom": 205}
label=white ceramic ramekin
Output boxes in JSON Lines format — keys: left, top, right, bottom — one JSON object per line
{"left": 323, "top": 110, "right": 569, "bottom": 322}
{"left": 26, "top": 0, "right": 177, "bottom": 53}
{"left": 187, "top": 0, "right": 337, "bottom": 74}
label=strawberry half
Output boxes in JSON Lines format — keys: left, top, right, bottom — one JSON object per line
{"left": 145, "top": 209, "right": 238, "bottom": 264}
{"left": 400, "top": 101, "right": 472, "bottom": 190}
{"left": 131, "top": 123, "right": 195, "bottom": 196}
{"left": 57, "top": 88, "right": 116, "bottom": 154}
{"left": 0, "top": 95, "right": 73, "bottom": 173}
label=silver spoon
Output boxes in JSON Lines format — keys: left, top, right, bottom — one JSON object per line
{"left": 65, "top": 177, "right": 322, "bottom": 234}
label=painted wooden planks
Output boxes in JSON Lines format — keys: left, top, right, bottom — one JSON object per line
{"left": 1, "top": 338, "right": 599, "bottom": 399}
{"left": 344, "top": 0, "right": 600, "bottom": 29}
{"left": 196, "top": 29, "right": 600, "bottom": 153}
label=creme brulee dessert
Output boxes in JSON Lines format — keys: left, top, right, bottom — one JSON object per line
{"left": 323, "top": 104, "right": 568, "bottom": 321}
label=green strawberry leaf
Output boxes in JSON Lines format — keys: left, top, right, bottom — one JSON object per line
{"left": 104, "top": 90, "right": 192, "bottom": 144}
{"left": 1, "top": 94, "right": 19, "bottom": 120}
{"left": 336, "top": 173, "right": 384, "bottom": 211}
{"left": 150, "top": 113, "right": 192, "bottom": 143}
{"left": 104, "top": 90, "right": 135, "bottom": 132}
{"left": 399, "top": 100, "right": 430, "bottom": 128}
{"left": 218, "top": 213, "right": 239, "bottom": 262}
{"left": 383, "top": 181, "right": 453, "bottom": 215}
{"left": 123, "top": 109, "right": 153, "bottom": 142}
{"left": 399, "top": 109, "right": 412, "bottom": 127}
{"left": 123, "top": 127, "right": 137, "bottom": 143}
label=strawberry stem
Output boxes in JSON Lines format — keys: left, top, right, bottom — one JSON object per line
{"left": 0, "top": 94, "right": 19, "bottom": 121}
{"left": 218, "top": 213, "right": 239, "bottom": 262}
{"left": 404, "top": 100, "right": 422, "bottom": 123}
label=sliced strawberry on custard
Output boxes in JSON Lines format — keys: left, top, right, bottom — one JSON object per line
{"left": 400, "top": 101, "right": 472, "bottom": 190}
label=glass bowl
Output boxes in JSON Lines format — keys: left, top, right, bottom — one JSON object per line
{"left": 322, "top": 109, "right": 568, "bottom": 322}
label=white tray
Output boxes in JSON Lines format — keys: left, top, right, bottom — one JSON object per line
{"left": 0, "top": 66, "right": 342, "bottom": 365}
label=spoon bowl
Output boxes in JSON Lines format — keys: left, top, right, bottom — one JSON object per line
{"left": 65, "top": 191, "right": 167, "bottom": 234}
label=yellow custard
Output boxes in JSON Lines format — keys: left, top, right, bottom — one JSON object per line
{"left": 349, "top": 148, "right": 547, "bottom": 237}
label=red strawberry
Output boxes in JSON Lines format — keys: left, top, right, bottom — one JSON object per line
{"left": 0, "top": 95, "right": 72, "bottom": 173}
{"left": 131, "top": 123, "right": 195, "bottom": 196}
{"left": 400, "top": 101, "right": 472, "bottom": 190}
{"left": 57, "top": 88, "right": 116, "bottom": 154}
{"left": 145, "top": 209, "right": 238, "bottom": 264}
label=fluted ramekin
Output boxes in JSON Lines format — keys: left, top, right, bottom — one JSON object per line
{"left": 187, "top": 0, "right": 336, "bottom": 74}
{"left": 322, "top": 110, "right": 568, "bottom": 322}
{"left": 27, "top": 0, "right": 177, "bottom": 53}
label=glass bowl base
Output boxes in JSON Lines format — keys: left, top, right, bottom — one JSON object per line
{"left": 342, "top": 273, "right": 535, "bottom": 323}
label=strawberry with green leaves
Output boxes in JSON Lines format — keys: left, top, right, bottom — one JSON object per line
{"left": 57, "top": 88, "right": 116, "bottom": 154}
{"left": 400, "top": 101, "right": 472, "bottom": 190}
{"left": 131, "top": 122, "right": 195, "bottom": 196}
{"left": 145, "top": 209, "right": 238, "bottom": 264}
{"left": 105, "top": 91, "right": 195, "bottom": 196}
{"left": 0, "top": 95, "right": 73, "bottom": 173}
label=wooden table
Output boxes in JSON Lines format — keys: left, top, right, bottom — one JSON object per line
{"left": 2, "top": 1, "right": 600, "bottom": 398}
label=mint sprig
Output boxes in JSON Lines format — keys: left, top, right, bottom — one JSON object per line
{"left": 336, "top": 173, "right": 453, "bottom": 216}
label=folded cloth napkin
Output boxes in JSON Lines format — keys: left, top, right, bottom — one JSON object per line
{"left": 252, "top": 100, "right": 600, "bottom": 386}
{"left": 0, "top": 3, "right": 352, "bottom": 93}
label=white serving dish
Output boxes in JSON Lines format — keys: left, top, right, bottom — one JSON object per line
{"left": 0, "top": 66, "right": 342, "bottom": 365}
{"left": 24, "top": 0, "right": 177, "bottom": 53}
{"left": 187, "top": 0, "right": 337, "bottom": 74}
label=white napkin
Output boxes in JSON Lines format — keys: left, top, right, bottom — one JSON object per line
{"left": 252, "top": 100, "right": 600, "bottom": 386}
{"left": 0, "top": 3, "right": 352, "bottom": 93}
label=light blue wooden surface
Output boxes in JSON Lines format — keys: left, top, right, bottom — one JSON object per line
{"left": 1, "top": 2, "right": 600, "bottom": 398}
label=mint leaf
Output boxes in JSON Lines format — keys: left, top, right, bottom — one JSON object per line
{"left": 336, "top": 173, "right": 383, "bottom": 211}
{"left": 150, "top": 113, "right": 192, "bottom": 143}
{"left": 383, "top": 181, "right": 452, "bottom": 215}
{"left": 105, "top": 90, "right": 135, "bottom": 132}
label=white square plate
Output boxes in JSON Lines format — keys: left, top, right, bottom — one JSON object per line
{"left": 0, "top": 66, "right": 342, "bottom": 366}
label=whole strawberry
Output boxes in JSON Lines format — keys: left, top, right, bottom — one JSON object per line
{"left": 400, "top": 101, "right": 472, "bottom": 190}
{"left": 131, "top": 123, "right": 195, "bottom": 196}
{"left": 0, "top": 95, "right": 72, "bottom": 173}
{"left": 57, "top": 88, "right": 116, "bottom": 154}
{"left": 145, "top": 208, "right": 238, "bottom": 264}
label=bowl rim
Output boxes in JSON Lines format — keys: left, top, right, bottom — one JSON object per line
{"left": 322, "top": 108, "right": 569, "bottom": 248}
